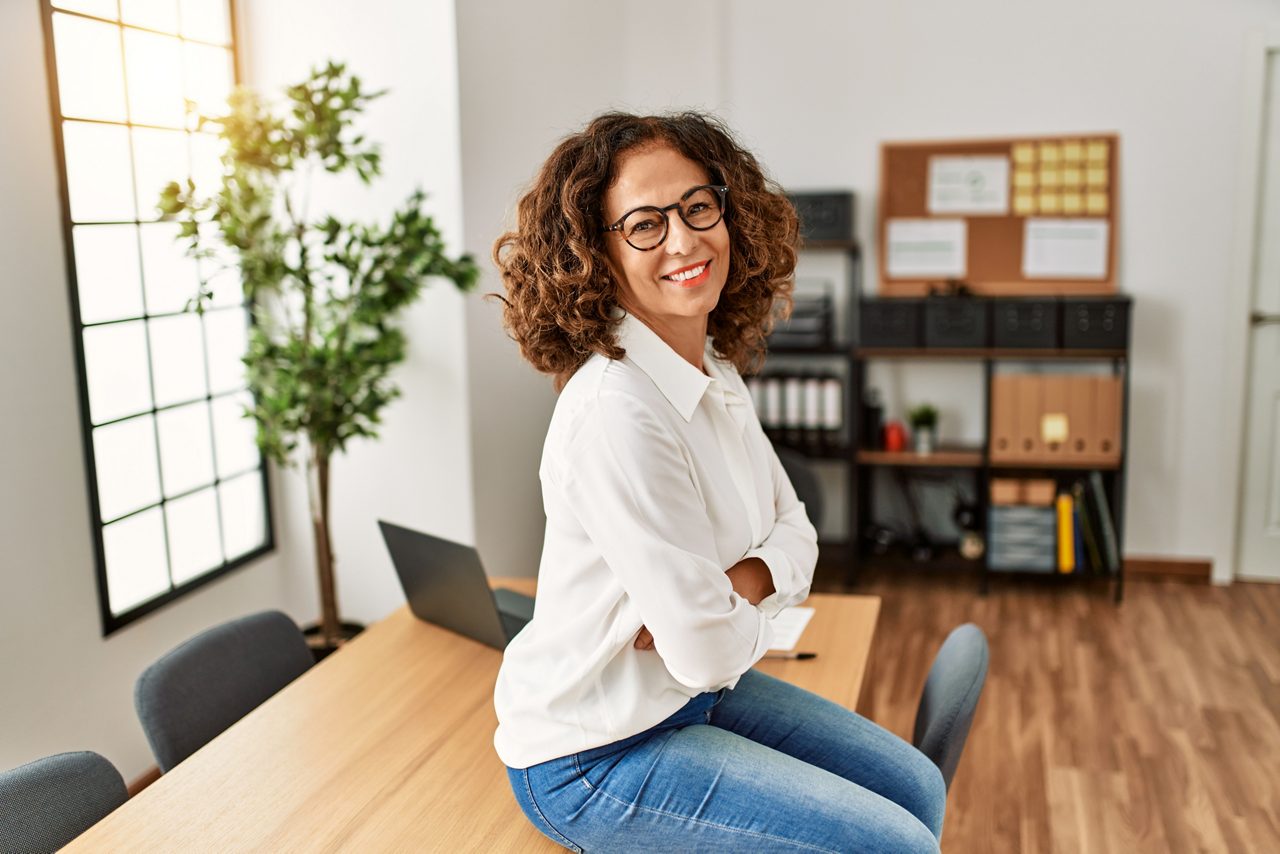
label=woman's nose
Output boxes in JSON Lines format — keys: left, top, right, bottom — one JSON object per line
{"left": 664, "top": 215, "right": 699, "bottom": 255}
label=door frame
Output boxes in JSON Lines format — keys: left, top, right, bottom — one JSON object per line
{"left": 1225, "top": 26, "right": 1280, "bottom": 583}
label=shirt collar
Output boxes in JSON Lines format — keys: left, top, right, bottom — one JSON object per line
{"left": 613, "top": 310, "right": 712, "bottom": 422}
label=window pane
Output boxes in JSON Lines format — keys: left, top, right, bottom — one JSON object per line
{"left": 204, "top": 307, "right": 248, "bottom": 393}
{"left": 120, "top": 0, "right": 179, "bottom": 33}
{"left": 148, "top": 313, "right": 207, "bottom": 406}
{"left": 179, "top": 0, "right": 231, "bottom": 44}
{"left": 156, "top": 401, "right": 215, "bottom": 497}
{"left": 188, "top": 130, "right": 225, "bottom": 198}
{"left": 83, "top": 320, "right": 153, "bottom": 423}
{"left": 139, "top": 222, "right": 201, "bottom": 314}
{"left": 53, "top": 0, "right": 119, "bottom": 19}
{"left": 211, "top": 392, "right": 259, "bottom": 476}
{"left": 219, "top": 471, "right": 266, "bottom": 560}
{"left": 52, "top": 13, "right": 127, "bottom": 123}
{"left": 104, "top": 507, "right": 170, "bottom": 614}
{"left": 124, "top": 29, "right": 185, "bottom": 128}
{"left": 183, "top": 43, "right": 233, "bottom": 122}
{"left": 132, "top": 127, "right": 189, "bottom": 222}
{"left": 93, "top": 415, "right": 162, "bottom": 521}
{"left": 63, "top": 121, "right": 135, "bottom": 222}
{"left": 196, "top": 221, "right": 242, "bottom": 308}
{"left": 74, "top": 225, "right": 144, "bottom": 324}
{"left": 166, "top": 488, "right": 223, "bottom": 583}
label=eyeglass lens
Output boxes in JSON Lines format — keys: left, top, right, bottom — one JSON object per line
{"left": 621, "top": 186, "right": 723, "bottom": 250}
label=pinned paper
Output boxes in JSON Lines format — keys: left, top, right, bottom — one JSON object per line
{"left": 1086, "top": 140, "right": 1109, "bottom": 164}
{"left": 927, "top": 156, "right": 1010, "bottom": 214}
{"left": 1061, "top": 168, "right": 1082, "bottom": 188}
{"left": 1062, "top": 141, "right": 1084, "bottom": 163}
{"left": 1039, "top": 168, "right": 1062, "bottom": 188}
{"left": 886, "top": 218, "right": 967, "bottom": 278}
{"left": 1039, "top": 142, "right": 1062, "bottom": 164}
{"left": 1013, "top": 170, "right": 1036, "bottom": 189}
{"left": 1039, "top": 192, "right": 1062, "bottom": 214}
{"left": 1062, "top": 193, "right": 1083, "bottom": 215}
{"left": 1086, "top": 192, "right": 1109, "bottom": 215}
{"left": 1086, "top": 167, "right": 1108, "bottom": 188}
{"left": 1013, "top": 193, "right": 1037, "bottom": 215}
{"left": 1023, "top": 218, "right": 1109, "bottom": 279}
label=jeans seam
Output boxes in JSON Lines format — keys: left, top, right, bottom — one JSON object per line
{"left": 520, "top": 768, "right": 582, "bottom": 852}
{"left": 582, "top": 775, "right": 842, "bottom": 854}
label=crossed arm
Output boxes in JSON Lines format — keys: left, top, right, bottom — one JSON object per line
{"left": 633, "top": 557, "right": 775, "bottom": 650}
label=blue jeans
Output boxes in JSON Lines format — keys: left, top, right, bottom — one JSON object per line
{"left": 506, "top": 668, "right": 945, "bottom": 853}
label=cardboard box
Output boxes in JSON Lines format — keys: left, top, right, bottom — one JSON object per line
{"left": 990, "top": 478, "right": 1023, "bottom": 505}
{"left": 1094, "top": 375, "right": 1123, "bottom": 464}
{"left": 1065, "top": 375, "right": 1095, "bottom": 460}
{"left": 989, "top": 375, "right": 1017, "bottom": 462}
{"left": 1023, "top": 479, "right": 1057, "bottom": 506}
{"left": 1014, "top": 375, "right": 1043, "bottom": 460}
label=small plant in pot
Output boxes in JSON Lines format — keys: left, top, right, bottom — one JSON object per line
{"left": 158, "top": 61, "right": 479, "bottom": 654}
{"left": 908, "top": 404, "right": 939, "bottom": 455}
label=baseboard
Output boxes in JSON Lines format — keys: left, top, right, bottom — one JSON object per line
{"left": 1124, "top": 555, "right": 1212, "bottom": 583}
{"left": 127, "top": 766, "right": 161, "bottom": 797}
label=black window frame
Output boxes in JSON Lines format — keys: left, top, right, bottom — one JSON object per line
{"left": 39, "top": 0, "right": 275, "bottom": 636}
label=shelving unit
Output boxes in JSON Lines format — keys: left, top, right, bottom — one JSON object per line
{"left": 850, "top": 343, "right": 1131, "bottom": 603}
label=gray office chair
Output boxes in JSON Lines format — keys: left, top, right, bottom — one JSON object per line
{"left": 135, "top": 610, "right": 313, "bottom": 772}
{"left": 775, "top": 446, "right": 824, "bottom": 530}
{"left": 912, "top": 623, "right": 989, "bottom": 789}
{"left": 0, "top": 751, "right": 127, "bottom": 852}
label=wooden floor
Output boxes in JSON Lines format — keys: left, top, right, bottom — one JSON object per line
{"left": 812, "top": 568, "right": 1280, "bottom": 854}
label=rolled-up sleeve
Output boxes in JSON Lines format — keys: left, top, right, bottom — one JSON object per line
{"left": 746, "top": 439, "right": 819, "bottom": 620}
{"left": 559, "top": 389, "right": 775, "bottom": 690}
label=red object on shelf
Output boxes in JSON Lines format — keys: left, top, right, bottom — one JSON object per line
{"left": 883, "top": 420, "right": 908, "bottom": 452}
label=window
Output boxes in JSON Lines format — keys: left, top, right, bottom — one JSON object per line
{"left": 41, "top": 0, "right": 273, "bottom": 635}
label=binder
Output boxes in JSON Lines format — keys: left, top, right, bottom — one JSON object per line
{"left": 1015, "top": 375, "right": 1043, "bottom": 460}
{"left": 1094, "top": 376, "right": 1123, "bottom": 465}
{"left": 1065, "top": 375, "right": 1095, "bottom": 461}
{"left": 1040, "top": 375, "right": 1069, "bottom": 458}
{"left": 1088, "top": 470, "right": 1120, "bottom": 574}
{"left": 1056, "top": 492, "right": 1076, "bottom": 573}
{"left": 990, "top": 375, "right": 1017, "bottom": 462}
{"left": 1073, "top": 480, "right": 1104, "bottom": 573}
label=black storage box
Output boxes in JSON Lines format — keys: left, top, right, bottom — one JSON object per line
{"left": 788, "top": 191, "right": 855, "bottom": 244}
{"left": 924, "top": 297, "right": 989, "bottom": 349}
{"left": 1061, "top": 297, "right": 1130, "bottom": 350}
{"left": 859, "top": 298, "right": 922, "bottom": 348}
{"left": 768, "top": 294, "right": 833, "bottom": 350}
{"left": 992, "top": 298, "right": 1060, "bottom": 349}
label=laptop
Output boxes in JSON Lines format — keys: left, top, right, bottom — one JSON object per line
{"left": 378, "top": 520, "right": 536, "bottom": 650}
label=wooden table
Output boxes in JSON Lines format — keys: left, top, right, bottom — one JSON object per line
{"left": 69, "top": 581, "right": 879, "bottom": 852}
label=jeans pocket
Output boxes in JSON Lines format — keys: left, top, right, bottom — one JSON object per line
{"left": 507, "top": 766, "right": 584, "bottom": 853}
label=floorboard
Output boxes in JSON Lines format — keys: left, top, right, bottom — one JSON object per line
{"left": 812, "top": 567, "right": 1280, "bottom": 853}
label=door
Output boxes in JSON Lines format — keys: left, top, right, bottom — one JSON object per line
{"left": 1239, "top": 47, "right": 1280, "bottom": 581}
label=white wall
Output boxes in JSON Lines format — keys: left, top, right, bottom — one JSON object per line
{"left": 0, "top": 0, "right": 471, "bottom": 782}
{"left": 0, "top": 0, "right": 312, "bottom": 782}
{"left": 238, "top": 0, "right": 475, "bottom": 616}
{"left": 457, "top": 0, "right": 1279, "bottom": 583}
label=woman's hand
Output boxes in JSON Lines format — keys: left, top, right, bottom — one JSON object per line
{"left": 633, "top": 558, "right": 775, "bottom": 650}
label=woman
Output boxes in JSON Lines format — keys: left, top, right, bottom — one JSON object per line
{"left": 492, "top": 112, "right": 945, "bottom": 853}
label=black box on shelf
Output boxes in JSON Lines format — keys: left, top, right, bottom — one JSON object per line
{"left": 991, "top": 298, "right": 1060, "bottom": 349}
{"left": 768, "top": 293, "right": 834, "bottom": 350}
{"left": 788, "top": 191, "right": 855, "bottom": 243}
{"left": 859, "top": 298, "right": 922, "bottom": 348}
{"left": 924, "top": 297, "right": 989, "bottom": 349}
{"left": 1061, "top": 297, "right": 1130, "bottom": 350}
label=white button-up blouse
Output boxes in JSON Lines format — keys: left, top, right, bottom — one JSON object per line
{"left": 493, "top": 311, "right": 819, "bottom": 769}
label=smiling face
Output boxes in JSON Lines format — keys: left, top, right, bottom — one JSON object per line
{"left": 602, "top": 144, "right": 731, "bottom": 360}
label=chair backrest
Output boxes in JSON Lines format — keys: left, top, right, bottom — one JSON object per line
{"left": 135, "top": 610, "right": 313, "bottom": 772}
{"left": 775, "top": 446, "right": 824, "bottom": 530}
{"left": 0, "top": 751, "right": 127, "bottom": 852}
{"left": 912, "top": 623, "right": 989, "bottom": 790}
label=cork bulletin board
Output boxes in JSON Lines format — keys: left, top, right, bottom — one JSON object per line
{"left": 877, "top": 134, "right": 1119, "bottom": 296}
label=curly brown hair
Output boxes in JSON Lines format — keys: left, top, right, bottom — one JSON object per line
{"left": 491, "top": 111, "right": 799, "bottom": 389}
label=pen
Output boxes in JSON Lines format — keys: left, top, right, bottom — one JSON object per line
{"left": 763, "top": 651, "right": 817, "bottom": 660}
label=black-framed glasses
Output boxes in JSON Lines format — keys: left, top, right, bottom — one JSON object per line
{"left": 603, "top": 185, "right": 728, "bottom": 251}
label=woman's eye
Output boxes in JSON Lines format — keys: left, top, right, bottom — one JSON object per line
{"left": 687, "top": 203, "right": 710, "bottom": 215}
{"left": 630, "top": 221, "right": 655, "bottom": 233}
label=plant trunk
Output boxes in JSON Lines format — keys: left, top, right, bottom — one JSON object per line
{"left": 308, "top": 445, "right": 342, "bottom": 647}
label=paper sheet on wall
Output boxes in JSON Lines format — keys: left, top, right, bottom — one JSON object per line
{"left": 885, "top": 218, "right": 967, "bottom": 278}
{"left": 768, "top": 606, "right": 815, "bottom": 651}
{"left": 928, "top": 155, "right": 1010, "bottom": 214}
{"left": 1022, "top": 218, "right": 1109, "bottom": 279}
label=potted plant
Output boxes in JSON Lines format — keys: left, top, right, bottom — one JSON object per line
{"left": 159, "top": 61, "right": 479, "bottom": 652}
{"left": 908, "top": 404, "right": 939, "bottom": 455}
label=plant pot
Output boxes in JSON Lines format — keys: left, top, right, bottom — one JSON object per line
{"left": 913, "top": 425, "right": 936, "bottom": 455}
{"left": 301, "top": 620, "right": 365, "bottom": 663}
